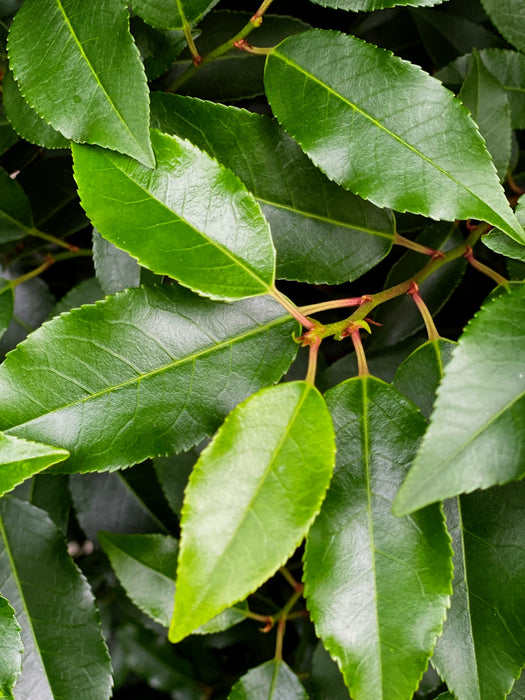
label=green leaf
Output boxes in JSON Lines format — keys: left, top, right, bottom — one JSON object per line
{"left": 484, "top": 197, "right": 525, "bottom": 260}
{"left": 170, "top": 381, "right": 336, "bottom": 642}
{"left": 47, "top": 277, "right": 103, "bottom": 319}
{"left": 0, "top": 104, "right": 18, "bottom": 156}
{"left": 432, "top": 484, "right": 525, "bottom": 699}
{"left": 0, "top": 167, "right": 33, "bottom": 244}
{"left": 0, "top": 432, "right": 68, "bottom": 497}
{"left": 193, "top": 602, "right": 249, "bottom": 635}
{"left": 481, "top": 0, "right": 525, "bottom": 53}
{"left": 17, "top": 474, "right": 71, "bottom": 533}
{"left": 0, "top": 595, "right": 22, "bottom": 699}
{"left": 0, "top": 497, "right": 112, "bottom": 698}
{"left": 151, "top": 93, "right": 395, "bottom": 285}
{"left": 308, "top": 0, "right": 444, "bottom": 9}
{"left": 99, "top": 532, "right": 177, "bottom": 627}
{"left": 92, "top": 229, "right": 140, "bottom": 296}
{"left": 8, "top": 0, "right": 154, "bottom": 166}
{"left": 154, "top": 449, "right": 199, "bottom": 518}
{"left": 228, "top": 659, "right": 308, "bottom": 700}
{"left": 130, "top": 0, "right": 218, "bottom": 29}
{"left": 73, "top": 130, "right": 276, "bottom": 301}
{"left": 393, "top": 339, "right": 456, "bottom": 419}
{"left": 304, "top": 376, "right": 452, "bottom": 699}
{"left": 394, "top": 284, "right": 525, "bottom": 515}
{"left": 458, "top": 49, "right": 511, "bottom": 181}
{"left": 310, "top": 643, "right": 349, "bottom": 700}
{"left": 0, "top": 286, "right": 297, "bottom": 473}
{"left": 264, "top": 30, "right": 523, "bottom": 243}
{"left": 2, "top": 68, "right": 69, "bottom": 150}
{"left": 510, "top": 672, "right": 525, "bottom": 699}
{"left": 0, "top": 280, "right": 14, "bottom": 341}
{"left": 130, "top": 16, "right": 187, "bottom": 81}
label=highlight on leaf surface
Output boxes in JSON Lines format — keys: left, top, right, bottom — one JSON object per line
{"left": 0, "top": 432, "right": 69, "bottom": 497}
{"left": 170, "top": 381, "right": 336, "bottom": 642}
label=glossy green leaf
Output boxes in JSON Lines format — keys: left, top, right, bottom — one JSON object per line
{"left": 170, "top": 381, "right": 336, "bottom": 642}
{"left": 308, "top": 0, "right": 444, "bottom": 9}
{"left": 0, "top": 280, "right": 14, "bottom": 341}
{"left": 458, "top": 49, "right": 511, "bottom": 181}
{"left": 0, "top": 595, "right": 22, "bottom": 699}
{"left": 0, "top": 497, "right": 112, "bottom": 698}
{"left": 0, "top": 286, "right": 297, "bottom": 473}
{"left": 433, "top": 483, "right": 525, "bottom": 699}
{"left": 394, "top": 284, "right": 525, "bottom": 514}
{"left": 92, "top": 229, "right": 140, "bottom": 296}
{"left": 151, "top": 93, "right": 395, "bottom": 285}
{"left": 0, "top": 167, "right": 33, "bottom": 244}
{"left": 481, "top": 0, "right": 525, "bottom": 53}
{"left": 484, "top": 198, "right": 525, "bottom": 260}
{"left": 393, "top": 339, "right": 456, "bottom": 419}
{"left": 8, "top": 0, "right": 154, "bottom": 166}
{"left": 99, "top": 532, "right": 177, "bottom": 627}
{"left": 73, "top": 130, "right": 276, "bottom": 300}
{"left": 2, "top": 68, "right": 69, "bottom": 150}
{"left": 228, "top": 659, "right": 308, "bottom": 700}
{"left": 304, "top": 376, "right": 452, "bottom": 699}
{"left": 130, "top": 0, "right": 218, "bottom": 29}
{"left": 264, "top": 30, "right": 523, "bottom": 243}
{"left": 0, "top": 432, "right": 68, "bottom": 497}
{"left": 47, "top": 277, "right": 103, "bottom": 320}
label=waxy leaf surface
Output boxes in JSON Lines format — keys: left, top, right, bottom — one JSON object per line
{"left": 481, "top": 0, "right": 525, "bottom": 53}
{"left": 264, "top": 30, "right": 523, "bottom": 243}
{"left": 0, "top": 497, "right": 112, "bottom": 698}
{"left": 228, "top": 660, "right": 308, "bottom": 700}
{"left": 0, "top": 595, "right": 22, "bottom": 699}
{"left": 0, "top": 286, "right": 298, "bottom": 473}
{"left": 394, "top": 284, "right": 525, "bottom": 514}
{"left": 304, "top": 376, "right": 452, "bottom": 699}
{"left": 130, "top": 0, "right": 218, "bottom": 29}
{"left": 73, "top": 130, "right": 275, "bottom": 300}
{"left": 433, "top": 484, "right": 525, "bottom": 699}
{"left": 170, "top": 381, "right": 335, "bottom": 641}
{"left": 8, "top": 0, "right": 154, "bottom": 166}
{"left": 0, "top": 433, "right": 68, "bottom": 498}
{"left": 151, "top": 93, "right": 394, "bottom": 285}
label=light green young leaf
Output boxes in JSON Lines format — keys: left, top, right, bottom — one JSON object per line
{"left": 304, "top": 376, "right": 452, "bottom": 700}
{"left": 228, "top": 659, "right": 308, "bottom": 700}
{"left": 0, "top": 286, "right": 297, "bottom": 473}
{"left": 92, "top": 229, "right": 140, "bottom": 296}
{"left": 481, "top": 0, "right": 525, "bottom": 53}
{"left": 0, "top": 280, "right": 14, "bottom": 341}
{"left": 394, "top": 284, "right": 525, "bottom": 515}
{"left": 308, "top": 0, "right": 444, "bottom": 9}
{"left": 0, "top": 433, "right": 68, "bottom": 497}
{"left": 151, "top": 93, "right": 395, "bottom": 285}
{"left": 130, "top": 0, "right": 219, "bottom": 29}
{"left": 8, "top": 0, "right": 154, "bottom": 166}
{"left": 0, "top": 595, "right": 23, "bottom": 699}
{"left": 0, "top": 497, "right": 112, "bottom": 699}
{"left": 170, "top": 381, "right": 335, "bottom": 642}
{"left": 73, "top": 130, "right": 276, "bottom": 301}
{"left": 484, "top": 197, "right": 525, "bottom": 260}
{"left": 433, "top": 484, "right": 525, "bottom": 699}
{"left": 264, "top": 30, "right": 524, "bottom": 243}
{"left": 458, "top": 49, "right": 511, "bottom": 181}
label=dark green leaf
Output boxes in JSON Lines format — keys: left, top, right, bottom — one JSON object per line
{"left": 151, "top": 93, "right": 395, "bottom": 285}
{"left": 0, "top": 167, "right": 33, "bottom": 244}
{"left": 310, "top": 643, "right": 349, "bottom": 700}
{"left": 73, "top": 130, "right": 276, "bottom": 301}
{"left": 458, "top": 49, "right": 511, "bottom": 181}
{"left": 0, "top": 497, "right": 112, "bottom": 698}
{"left": 93, "top": 229, "right": 140, "bottom": 296}
{"left": 99, "top": 532, "right": 177, "bottom": 627}
{"left": 484, "top": 198, "right": 525, "bottom": 260}
{"left": 394, "top": 284, "right": 525, "bottom": 514}
{"left": 433, "top": 485, "right": 525, "bottom": 699}
{"left": 393, "top": 339, "right": 456, "bottom": 418}
{"left": 154, "top": 449, "right": 199, "bottom": 519}
{"left": 8, "top": 0, "right": 154, "bottom": 166}
{"left": 264, "top": 30, "right": 522, "bottom": 242}
{"left": 21, "top": 474, "right": 71, "bottom": 533}
{"left": 510, "top": 672, "right": 525, "bottom": 699}
{"left": 0, "top": 280, "right": 14, "bottom": 340}
{"left": 229, "top": 659, "right": 308, "bottom": 700}
{"left": 193, "top": 602, "right": 249, "bottom": 635}
{"left": 130, "top": 0, "right": 218, "bottom": 29}
{"left": 0, "top": 595, "right": 22, "bottom": 699}
{"left": 308, "top": 0, "right": 445, "bottom": 9}
{"left": 2, "top": 68, "right": 69, "bottom": 150}
{"left": 47, "top": 277, "right": 103, "bottom": 320}
{"left": 0, "top": 103, "right": 18, "bottom": 155}
{"left": 0, "top": 432, "right": 68, "bottom": 497}
{"left": 304, "top": 376, "right": 452, "bottom": 699}
{"left": 130, "top": 15, "right": 187, "bottom": 81}
{"left": 481, "top": 0, "right": 525, "bottom": 52}
{"left": 170, "top": 381, "right": 335, "bottom": 641}
{"left": 0, "top": 286, "right": 298, "bottom": 472}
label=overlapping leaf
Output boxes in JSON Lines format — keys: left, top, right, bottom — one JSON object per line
{"left": 73, "top": 130, "right": 276, "bottom": 300}
{"left": 0, "top": 595, "right": 22, "bottom": 699}
{"left": 0, "top": 167, "right": 33, "bottom": 244}
{"left": 8, "top": 0, "right": 154, "bottom": 166}
{"left": 481, "top": 0, "right": 525, "bottom": 53}
{"left": 130, "top": 0, "right": 218, "bottom": 29}
{"left": 308, "top": 0, "right": 444, "bottom": 9}
{"left": 394, "top": 284, "right": 525, "bottom": 515}
{"left": 228, "top": 660, "right": 308, "bottom": 700}
{"left": 484, "top": 198, "right": 525, "bottom": 260}
{"left": 170, "top": 382, "right": 335, "bottom": 642}
{"left": 0, "top": 280, "right": 14, "bottom": 341}
{"left": 92, "top": 229, "right": 140, "bottom": 295}
{"left": 264, "top": 30, "right": 524, "bottom": 243}
{"left": 0, "top": 286, "right": 298, "bottom": 473}
{"left": 151, "top": 93, "right": 395, "bottom": 285}
{"left": 304, "top": 376, "right": 452, "bottom": 699}
{"left": 0, "top": 497, "right": 112, "bottom": 698}
{"left": 0, "top": 432, "right": 68, "bottom": 497}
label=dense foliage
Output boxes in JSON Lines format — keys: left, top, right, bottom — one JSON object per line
{"left": 0, "top": 0, "right": 524, "bottom": 697}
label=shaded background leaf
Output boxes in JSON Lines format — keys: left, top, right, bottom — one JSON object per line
{"left": 0, "top": 594, "right": 22, "bottom": 699}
